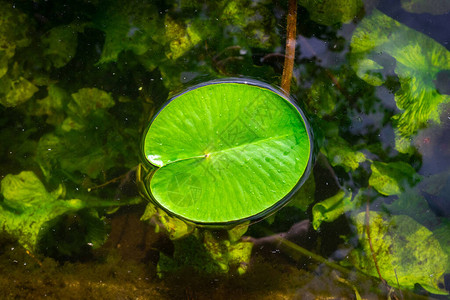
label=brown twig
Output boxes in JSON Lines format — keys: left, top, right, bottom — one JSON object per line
{"left": 281, "top": 0, "right": 297, "bottom": 95}
{"left": 87, "top": 170, "right": 132, "bottom": 192}
{"left": 364, "top": 192, "right": 386, "bottom": 285}
{"left": 26, "top": 250, "right": 43, "bottom": 267}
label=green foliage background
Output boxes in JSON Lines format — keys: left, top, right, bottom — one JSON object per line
{"left": 0, "top": 0, "right": 449, "bottom": 296}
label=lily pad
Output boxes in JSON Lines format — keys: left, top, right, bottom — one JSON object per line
{"left": 142, "top": 79, "right": 313, "bottom": 225}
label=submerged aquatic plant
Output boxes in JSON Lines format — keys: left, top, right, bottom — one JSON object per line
{"left": 0, "top": 0, "right": 449, "bottom": 297}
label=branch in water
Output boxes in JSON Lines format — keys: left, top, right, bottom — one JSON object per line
{"left": 281, "top": 0, "right": 297, "bottom": 96}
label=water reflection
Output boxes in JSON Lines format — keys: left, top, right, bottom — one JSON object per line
{"left": 0, "top": 0, "right": 449, "bottom": 298}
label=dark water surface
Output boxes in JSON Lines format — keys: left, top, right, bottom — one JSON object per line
{"left": 0, "top": 0, "right": 449, "bottom": 298}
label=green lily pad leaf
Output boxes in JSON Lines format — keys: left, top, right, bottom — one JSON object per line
{"left": 369, "top": 161, "right": 421, "bottom": 196}
{"left": 401, "top": 0, "right": 450, "bottom": 15}
{"left": 299, "top": 0, "right": 363, "bottom": 26}
{"left": 348, "top": 211, "right": 448, "bottom": 295}
{"left": 312, "top": 190, "right": 356, "bottom": 230}
{"left": 142, "top": 80, "right": 313, "bottom": 225}
{"left": 350, "top": 10, "right": 450, "bottom": 138}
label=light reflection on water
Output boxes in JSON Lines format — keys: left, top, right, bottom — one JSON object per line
{"left": 0, "top": 0, "right": 449, "bottom": 298}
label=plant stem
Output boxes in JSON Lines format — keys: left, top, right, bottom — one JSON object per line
{"left": 274, "top": 235, "right": 352, "bottom": 275}
{"left": 365, "top": 194, "right": 386, "bottom": 285}
{"left": 281, "top": 0, "right": 297, "bottom": 96}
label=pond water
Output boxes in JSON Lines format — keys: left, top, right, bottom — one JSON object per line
{"left": 0, "top": 0, "right": 449, "bottom": 298}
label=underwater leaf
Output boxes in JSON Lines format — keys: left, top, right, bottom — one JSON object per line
{"left": 141, "top": 202, "right": 194, "bottom": 240}
{"left": 0, "top": 170, "right": 57, "bottom": 212}
{"left": 432, "top": 220, "right": 450, "bottom": 272}
{"left": 0, "top": 75, "right": 38, "bottom": 107}
{"left": 36, "top": 209, "right": 109, "bottom": 259}
{"left": 352, "top": 58, "right": 385, "bottom": 86}
{"left": 0, "top": 2, "right": 32, "bottom": 78}
{"left": 383, "top": 188, "right": 439, "bottom": 228}
{"left": 420, "top": 170, "right": 450, "bottom": 200}
{"left": 227, "top": 221, "right": 250, "bottom": 243}
{"left": 33, "top": 84, "right": 70, "bottom": 125}
{"left": 307, "top": 80, "right": 338, "bottom": 117}
{"left": 41, "top": 23, "right": 83, "bottom": 68}
{"left": 0, "top": 171, "right": 129, "bottom": 255}
{"left": 287, "top": 171, "right": 315, "bottom": 212}
{"left": 61, "top": 87, "right": 115, "bottom": 131}
{"left": 322, "top": 135, "right": 366, "bottom": 172}
{"left": 347, "top": 211, "right": 448, "bottom": 295}
{"left": 36, "top": 129, "right": 128, "bottom": 180}
{"left": 203, "top": 230, "right": 253, "bottom": 274}
{"left": 350, "top": 9, "right": 450, "bottom": 139}
{"left": 93, "top": 1, "right": 163, "bottom": 64}
{"left": 68, "top": 87, "right": 115, "bottom": 118}
{"left": 298, "top": 0, "right": 363, "bottom": 26}
{"left": 164, "top": 15, "right": 202, "bottom": 60}
{"left": 220, "top": 0, "right": 279, "bottom": 49}
{"left": 0, "top": 4, "right": 38, "bottom": 107}
{"left": 312, "top": 190, "right": 354, "bottom": 230}
{"left": 157, "top": 233, "right": 245, "bottom": 276}
{"left": 369, "top": 161, "right": 421, "bottom": 196}
{"left": 35, "top": 86, "right": 138, "bottom": 182}
{"left": 0, "top": 171, "right": 85, "bottom": 251}
{"left": 226, "top": 240, "right": 253, "bottom": 275}
{"left": 143, "top": 80, "right": 313, "bottom": 224}
{"left": 401, "top": 0, "right": 450, "bottom": 15}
